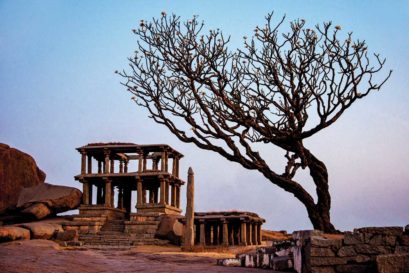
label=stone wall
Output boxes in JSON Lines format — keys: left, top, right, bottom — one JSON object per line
{"left": 295, "top": 226, "right": 409, "bottom": 273}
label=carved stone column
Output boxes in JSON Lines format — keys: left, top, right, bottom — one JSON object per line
{"left": 137, "top": 178, "right": 142, "bottom": 205}
{"left": 138, "top": 153, "right": 143, "bottom": 173}
{"left": 104, "top": 150, "right": 110, "bottom": 174}
{"left": 119, "top": 160, "right": 124, "bottom": 173}
{"left": 254, "top": 223, "right": 258, "bottom": 245}
{"left": 248, "top": 222, "right": 253, "bottom": 245}
{"left": 222, "top": 220, "right": 229, "bottom": 246}
{"left": 200, "top": 221, "right": 205, "bottom": 246}
{"left": 87, "top": 155, "right": 92, "bottom": 174}
{"left": 165, "top": 182, "right": 169, "bottom": 205}
{"left": 104, "top": 179, "right": 112, "bottom": 207}
{"left": 257, "top": 223, "right": 262, "bottom": 245}
{"left": 82, "top": 181, "right": 89, "bottom": 205}
{"left": 81, "top": 149, "right": 86, "bottom": 175}
{"left": 171, "top": 183, "right": 176, "bottom": 207}
{"left": 117, "top": 187, "right": 123, "bottom": 209}
{"left": 175, "top": 184, "right": 180, "bottom": 208}
{"left": 97, "top": 185, "right": 103, "bottom": 204}
{"left": 240, "top": 221, "right": 247, "bottom": 246}
{"left": 124, "top": 160, "right": 128, "bottom": 173}
{"left": 159, "top": 177, "right": 166, "bottom": 205}
{"left": 98, "top": 161, "right": 102, "bottom": 174}
{"left": 110, "top": 159, "right": 114, "bottom": 173}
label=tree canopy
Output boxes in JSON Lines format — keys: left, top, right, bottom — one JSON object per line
{"left": 119, "top": 12, "right": 391, "bottom": 232}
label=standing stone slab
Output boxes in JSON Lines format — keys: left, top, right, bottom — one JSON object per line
{"left": 182, "top": 167, "right": 194, "bottom": 250}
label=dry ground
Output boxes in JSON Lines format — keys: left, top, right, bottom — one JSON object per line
{"left": 0, "top": 240, "right": 282, "bottom": 273}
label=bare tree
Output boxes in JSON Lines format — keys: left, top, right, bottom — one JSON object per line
{"left": 119, "top": 12, "right": 391, "bottom": 232}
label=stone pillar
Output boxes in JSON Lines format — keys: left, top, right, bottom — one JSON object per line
{"left": 104, "top": 150, "right": 110, "bottom": 174}
{"left": 183, "top": 167, "right": 195, "bottom": 250}
{"left": 81, "top": 150, "right": 86, "bottom": 174}
{"left": 104, "top": 179, "right": 112, "bottom": 207}
{"left": 205, "top": 224, "right": 211, "bottom": 245}
{"left": 159, "top": 177, "right": 166, "bottom": 205}
{"left": 213, "top": 224, "right": 218, "bottom": 245}
{"left": 124, "top": 160, "right": 128, "bottom": 173}
{"left": 222, "top": 220, "right": 228, "bottom": 246}
{"left": 87, "top": 155, "right": 92, "bottom": 174}
{"left": 171, "top": 184, "right": 176, "bottom": 207}
{"left": 88, "top": 183, "right": 93, "bottom": 205}
{"left": 153, "top": 187, "right": 159, "bottom": 203}
{"left": 240, "top": 221, "right": 247, "bottom": 246}
{"left": 257, "top": 223, "right": 262, "bottom": 245}
{"left": 229, "top": 224, "right": 234, "bottom": 245}
{"left": 138, "top": 153, "right": 143, "bottom": 173}
{"left": 142, "top": 185, "right": 147, "bottom": 204}
{"left": 97, "top": 185, "right": 103, "bottom": 204}
{"left": 175, "top": 184, "right": 180, "bottom": 208}
{"left": 200, "top": 221, "right": 205, "bottom": 246}
{"left": 143, "top": 156, "right": 147, "bottom": 172}
{"left": 248, "top": 223, "right": 253, "bottom": 245}
{"left": 254, "top": 223, "right": 258, "bottom": 245}
{"left": 161, "top": 152, "right": 166, "bottom": 171}
{"left": 98, "top": 161, "right": 102, "bottom": 174}
{"left": 176, "top": 158, "right": 179, "bottom": 177}
{"left": 172, "top": 157, "right": 177, "bottom": 175}
{"left": 82, "top": 181, "right": 89, "bottom": 205}
{"left": 218, "top": 223, "right": 223, "bottom": 245}
{"left": 165, "top": 182, "right": 169, "bottom": 205}
{"left": 117, "top": 187, "right": 123, "bottom": 209}
{"left": 164, "top": 152, "right": 168, "bottom": 172}
{"left": 119, "top": 160, "right": 124, "bottom": 173}
{"left": 110, "top": 159, "right": 114, "bottom": 173}
{"left": 137, "top": 178, "right": 142, "bottom": 205}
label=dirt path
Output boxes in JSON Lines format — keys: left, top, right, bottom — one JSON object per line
{"left": 0, "top": 240, "right": 276, "bottom": 273}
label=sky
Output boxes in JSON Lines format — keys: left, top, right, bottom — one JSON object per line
{"left": 1, "top": 0, "right": 408, "bottom": 232}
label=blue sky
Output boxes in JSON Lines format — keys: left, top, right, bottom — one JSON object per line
{"left": 1, "top": 0, "right": 408, "bottom": 231}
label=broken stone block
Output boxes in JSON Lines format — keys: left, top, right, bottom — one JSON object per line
{"left": 377, "top": 253, "right": 409, "bottom": 273}
{"left": 337, "top": 245, "right": 357, "bottom": 257}
{"left": 271, "top": 256, "right": 293, "bottom": 271}
{"left": 343, "top": 232, "right": 365, "bottom": 245}
{"left": 244, "top": 255, "right": 255, "bottom": 267}
{"left": 217, "top": 258, "right": 241, "bottom": 267}
{"left": 310, "top": 247, "right": 335, "bottom": 257}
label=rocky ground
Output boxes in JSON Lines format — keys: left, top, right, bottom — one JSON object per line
{"left": 0, "top": 240, "right": 283, "bottom": 273}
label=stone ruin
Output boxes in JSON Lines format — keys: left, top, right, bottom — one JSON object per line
{"left": 62, "top": 142, "right": 265, "bottom": 248}
{"left": 217, "top": 227, "right": 409, "bottom": 272}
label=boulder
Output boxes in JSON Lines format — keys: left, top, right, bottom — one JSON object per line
{"left": 0, "top": 226, "right": 30, "bottom": 242}
{"left": 18, "top": 222, "right": 63, "bottom": 239}
{"left": 155, "top": 215, "right": 183, "bottom": 245}
{"left": 17, "top": 183, "right": 82, "bottom": 219}
{"left": 0, "top": 143, "right": 45, "bottom": 213}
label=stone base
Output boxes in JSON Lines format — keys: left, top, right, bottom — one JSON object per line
{"left": 79, "top": 205, "right": 126, "bottom": 220}
{"left": 136, "top": 204, "right": 181, "bottom": 215}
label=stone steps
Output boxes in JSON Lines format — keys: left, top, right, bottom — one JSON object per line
{"left": 75, "top": 214, "right": 171, "bottom": 247}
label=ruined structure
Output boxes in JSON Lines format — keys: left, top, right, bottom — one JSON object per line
{"left": 75, "top": 142, "right": 184, "bottom": 218}
{"left": 64, "top": 142, "right": 265, "bottom": 248}
{"left": 192, "top": 211, "right": 264, "bottom": 247}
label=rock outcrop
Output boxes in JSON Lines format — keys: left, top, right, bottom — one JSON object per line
{"left": 18, "top": 222, "right": 63, "bottom": 239}
{"left": 0, "top": 226, "right": 30, "bottom": 242}
{"left": 155, "top": 215, "right": 184, "bottom": 245}
{"left": 0, "top": 143, "right": 46, "bottom": 212}
{"left": 17, "top": 183, "right": 82, "bottom": 219}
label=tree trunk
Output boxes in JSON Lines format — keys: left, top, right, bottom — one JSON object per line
{"left": 304, "top": 148, "right": 336, "bottom": 233}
